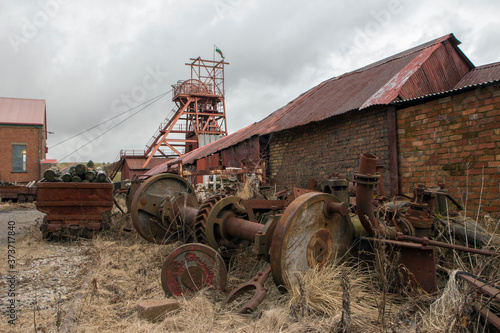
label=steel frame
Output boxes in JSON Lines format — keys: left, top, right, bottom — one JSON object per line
{"left": 142, "top": 57, "right": 229, "bottom": 168}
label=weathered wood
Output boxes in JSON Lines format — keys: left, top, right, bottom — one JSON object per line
{"left": 96, "top": 172, "right": 107, "bottom": 183}
{"left": 43, "top": 168, "right": 61, "bottom": 182}
{"left": 71, "top": 176, "right": 82, "bottom": 183}
{"left": 61, "top": 174, "right": 72, "bottom": 182}
{"left": 69, "top": 166, "right": 77, "bottom": 177}
{"left": 84, "top": 171, "right": 96, "bottom": 181}
{"left": 75, "top": 164, "right": 88, "bottom": 176}
{"left": 60, "top": 270, "right": 93, "bottom": 332}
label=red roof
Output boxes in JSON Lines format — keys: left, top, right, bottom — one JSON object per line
{"left": 0, "top": 97, "right": 46, "bottom": 125}
{"left": 454, "top": 61, "right": 500, "bottom": 88}
{"left": 40, "top": 159, "right": 57, "bottom": 164}
{"left": 148, "top": 34, "right": 472, "bottom": 173}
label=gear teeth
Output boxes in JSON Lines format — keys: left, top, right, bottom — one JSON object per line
{"left": 193, "top": 195, "right": 226, "bottom": 244}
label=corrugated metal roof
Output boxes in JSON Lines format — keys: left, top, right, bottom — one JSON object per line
{"left": 125, "top": 157, "right": 167, "bottom": 170}
{"left": 454, "top": 61, "right": 500, "bottom": 88}
{"left": 394, "top": 62, "right": 500, "bottom": 104}
{"left": 158, "top": 34, "right": 471, "bottom": 170}
{"left": 0, "top": 97, "right": 46, "bottom": 125}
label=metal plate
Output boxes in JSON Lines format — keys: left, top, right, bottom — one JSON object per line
{"left": 270, "top": 192, "right": 354, "bottom": 288}
{"left": 161, "top": 243, "right": 227, "bottom": 296}
{"left": 130, "top": 173, "right": 196, "bottom": 244}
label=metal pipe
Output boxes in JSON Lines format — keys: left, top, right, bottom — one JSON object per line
{"left": 224, "top": 216, "right": 265, "bottom": 242}
{"left": 327, "top": 201, "right": 348, "bottom": 216}
{"left": 395, "top": 233, "right": 500, "bottom": 257}
{"left": 355, "top": 153, "right": 397, "bottom": 238}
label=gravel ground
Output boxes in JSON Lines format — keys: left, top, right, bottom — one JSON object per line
{"left": 0, "top": 205, "right": 93, "bottom": 331}
{"left": 0, "top": 206, "right": 44, "bottom": 247}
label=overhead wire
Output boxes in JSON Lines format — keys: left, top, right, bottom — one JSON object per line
{"left": 58, "top": 90, "right": 172, "bottom": 162}
{"left": 50, "top": 90, "right": 171, "bottom": 149}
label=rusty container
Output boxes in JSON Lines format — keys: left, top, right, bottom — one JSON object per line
{"left": 35, "top": 182, "right": 113, "bottom": 236}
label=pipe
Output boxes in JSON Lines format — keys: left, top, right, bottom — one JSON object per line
{"left": 395, "top": 233, "right": 500, "bottom": 258}
{"left": 355, "top": 153, "right": 397, "bottom": 239}
{"left": 224, "top": 217, "right": 265, "bottom": 242}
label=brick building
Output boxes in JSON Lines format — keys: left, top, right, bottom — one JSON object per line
{"left": 397, "top": 65, "right": 500, "bottom": 215}
{"left": 0, "top": 97, "right": 47, "bottom": 183}
{"left": 148, "top": 34, "right": 498, "bottom": 216}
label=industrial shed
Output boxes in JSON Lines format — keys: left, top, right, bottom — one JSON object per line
{"left": 0, "top": 97, "right": 47, "bottom": 183}
{"left": 149, "top": 34, "right": 499, "bottom": 216}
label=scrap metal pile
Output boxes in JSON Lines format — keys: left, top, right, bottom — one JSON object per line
{"left": 126, "top": 153, "right": 499, "bottom": 327}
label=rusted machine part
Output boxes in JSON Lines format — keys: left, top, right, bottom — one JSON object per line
{"left": 353, "top": 153, "right": 397, "bottom": 239}
{"left": 375, "top": 166, "right": 387, "bottom": 198}
{"left": 161, "top": 243, "right": 227, "bottom": 297}
{"left": 253, "top": 215, "right": 280, "bottom": 261}
{"left": 195, "top": 196, "right": 256, "bottom": 252}
{"left": 130, "top": 173, "right": 199, "bottom": 244}
{"left": 321, "top": 178, "right": 350, "bottom": 205}
{"left": 360, "top": 237, "right": 437, "bottom": 293}
{"left": 223, "top": 265, "right": 272, "bottom": 314}
{"left": 270, "top": 192, "right": 354, "bottom": 288}
{"left": 125, "top": 178, "right": 145, "bottom": 213}
{"left": 245, "top": 199, "right": 288, "bottom": 211}
{"left": 395, "top": 233, "right": 500, "bottom": 257}
{"left": 194, "top": 195, "right": 226, "bottom": 244}
{"left": 456, "top": 271, "right": 500, "bottom": 330}
{"left": 402, "top": 185, "right": 434, "bottom": 237}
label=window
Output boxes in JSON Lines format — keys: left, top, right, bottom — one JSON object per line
{"left": 12, "top": 144, "right": 27, "bottom": 172}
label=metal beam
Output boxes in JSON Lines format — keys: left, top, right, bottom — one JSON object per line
{"left": 387, "top": 105, "right": 399, "bottom": 196}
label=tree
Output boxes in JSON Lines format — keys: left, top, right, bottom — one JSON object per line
{"left": 87, "top": 160, "right": 95, "bottom": 169}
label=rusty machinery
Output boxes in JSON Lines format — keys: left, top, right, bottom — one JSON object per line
{"left": 130, "top": 173, "right": 354, "bottom": 312}
{"left": 161, "top": 192, "right": 353, "bottom": 312}
{"left": 130, "top": 154, "right": 500, "bottom": 321}
{"left": 130, "top": 173, "right": 199, "bottom": 243}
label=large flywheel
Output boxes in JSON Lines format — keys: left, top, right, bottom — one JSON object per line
{"left": 130, "top": 173, "right": 199, "bottom": 244}
{"left": 269, "top": 192, "right": 354, "bottom": 288}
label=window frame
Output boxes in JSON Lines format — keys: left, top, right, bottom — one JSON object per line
{"left": 12, "top": 143, "right": 27, "bottom": 173}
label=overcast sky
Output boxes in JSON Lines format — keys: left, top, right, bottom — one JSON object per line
{"left": 1, "top": 0, "right": 499, "bottom": 163}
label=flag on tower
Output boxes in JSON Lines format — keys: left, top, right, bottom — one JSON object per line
{"left": 215, "top": 45, "right": 225, "bottom": 59}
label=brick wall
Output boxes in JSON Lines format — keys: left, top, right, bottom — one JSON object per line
{"left": 398, "top": 83, "right": 500, "bottom": 217}
{"left": 0, "top": 125, "right": 44, "bottom": 183}
{"left": 268, "top": 108, "right": 390, "bottom": 189}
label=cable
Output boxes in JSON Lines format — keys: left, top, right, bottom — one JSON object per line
{"left": 58, "top": 91, "right": 171, "bottom": 162}
{"left": 50, "top": 90, "right": 171, "bottom": 149}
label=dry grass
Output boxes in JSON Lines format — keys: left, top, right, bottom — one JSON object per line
{"left": 2, "top": 207, "right": 498, "bottom": 332}
{"left": 0, "top": 201, "right": 35, "bottom": 211}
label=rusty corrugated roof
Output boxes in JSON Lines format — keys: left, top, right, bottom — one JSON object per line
{"left": 454, "top": 61, "right": 500, "bottom": 88}
{"left": 0, "top": 97, "right": 46, "bottom": 125}
{"left": 394, "top": 62, "right": 500, "bottom": 104}
{"left": 159, "top": 34, "right": 472, "bottom": 170}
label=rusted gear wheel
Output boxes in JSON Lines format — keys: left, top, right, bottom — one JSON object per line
{"left": 270, "top": 192, "right": 354, "bottom": 289}
{"left": 194, "top": 196, "right": 255, "bottom": 253}
{"left": 194, "top": 195, "right": 226, "bottom": 244}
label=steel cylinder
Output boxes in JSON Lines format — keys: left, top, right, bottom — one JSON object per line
{"left": 223, "top": 217, "right": 265, "bottom": 242}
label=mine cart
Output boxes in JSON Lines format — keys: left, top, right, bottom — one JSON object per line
{"left": 35, "top": 182, "right": 113, "bottom": 237}
{"left": 0, "top": 184, "right": 37, "bottom": 202}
